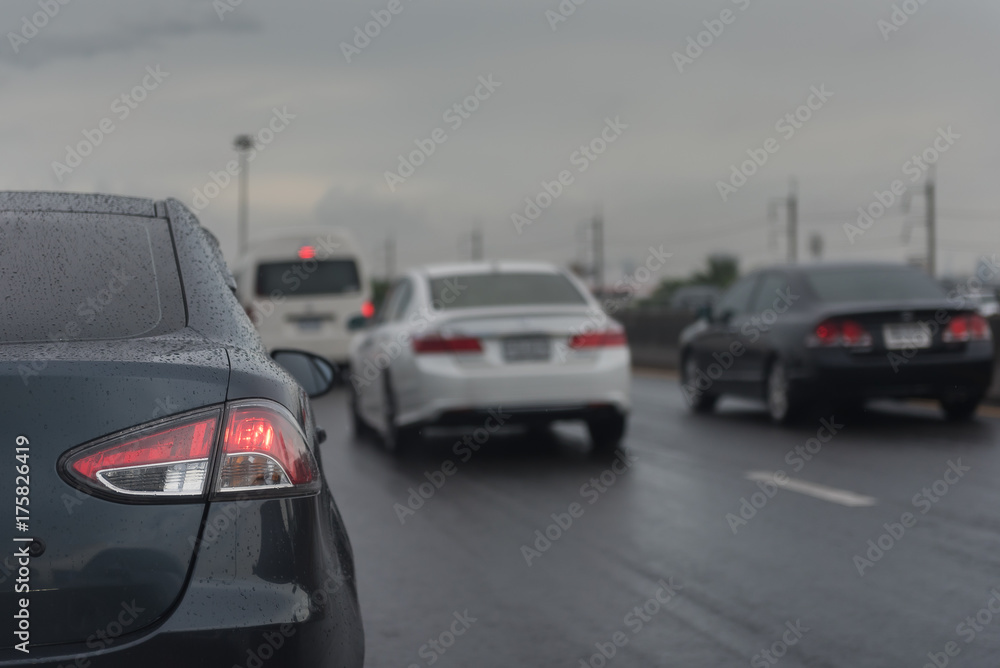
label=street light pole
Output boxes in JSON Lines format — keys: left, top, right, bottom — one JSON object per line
{"left": 233, "top": 134, "right": 255, "bottom": 257}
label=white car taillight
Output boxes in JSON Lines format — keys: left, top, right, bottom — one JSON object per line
{"left": 65, "top": 409, "right": 221, "bottom": 497}
{"left": 569, "top": 327, "right": 627, "bottom": 349}
{"left": 216, "top": 400, "right": 319, "bottom": 494}
{"left": 62, "top": 400, "right": 320, "bottom": 501}
{"left": 412, "top": 333, "right": 483, "bottom": 354}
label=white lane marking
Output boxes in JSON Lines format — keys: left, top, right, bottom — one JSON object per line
{"left": 745, "top": 471, "right": 877, "bottom": 507}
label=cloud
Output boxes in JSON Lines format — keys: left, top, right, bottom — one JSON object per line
{"left": 0, "top": 2, "right": 259, "bottom": 69}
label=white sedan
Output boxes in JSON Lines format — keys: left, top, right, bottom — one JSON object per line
{"left": 348, "top": 262, "right": 630, "bottom": 453}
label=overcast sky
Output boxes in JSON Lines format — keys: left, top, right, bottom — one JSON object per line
{"left": 1, "top": 0, "right": 998, "bottom": 285}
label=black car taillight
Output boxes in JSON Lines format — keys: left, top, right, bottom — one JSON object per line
{"left": 62, "top": 400, "right": 319, "bottom": 502}
{"left": 943, "top": 313, "right": 992, "bottom": 343}
{"left": 217, "top": 400, "right": 319, "bottom": 494}
{"left": 806, "top": 318, "right": 873, "bottom": 349}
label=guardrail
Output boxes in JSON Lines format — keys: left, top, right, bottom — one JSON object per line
{"left": 618, "top": 309, "right": 1000, "bottom": 403}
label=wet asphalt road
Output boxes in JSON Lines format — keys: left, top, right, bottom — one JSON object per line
{"left": 316, "top": 372, "right": 1000, "bottom": 668}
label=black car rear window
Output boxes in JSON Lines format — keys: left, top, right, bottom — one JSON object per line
{"left": 255, "top": 260, "right": 361, "bottom": 297}
{"left": 429, "top": 272, "right": 587, "bottom": 310}
{"left": 804, "top": 266, "right": 947, "bottom": 303}
{"left": 0, "top": 212, "right": 186, "bottom": 343}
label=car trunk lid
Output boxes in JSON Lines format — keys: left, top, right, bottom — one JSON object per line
{"left": 0, "top": 335, "right": 229, "bottom": 649}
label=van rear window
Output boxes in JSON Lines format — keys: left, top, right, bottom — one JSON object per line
{"left": 256, "top": 260, "right": 361, "bottom": 297}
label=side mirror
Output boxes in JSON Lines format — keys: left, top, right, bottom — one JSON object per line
{"left": 271, "top": 350, "right": 337, "bottom": 398}
{"left": 347, "top": 315, "right": 370, "bottom": 331}
{"left": 695, "top": 304, "right": 713, "bottom": 322}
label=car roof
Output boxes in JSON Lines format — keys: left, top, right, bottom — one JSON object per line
{"left": 0, "top": 191, "right": 160, "bottom": 217}
{"left": 772, "top": 261, "right": 920, "bottom": 272}
{"left": 416, "top": 261, "right": 565, "bottom": 279}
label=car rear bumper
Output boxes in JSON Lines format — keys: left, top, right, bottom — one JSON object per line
{"left": 789, "top": 342, "right": 994, "bottom": 401}
{"left": 0, "top": 492, "right": 364, "bottom": 668}
{"left": 397, "top": 348, "right": 631, "bottom": 426}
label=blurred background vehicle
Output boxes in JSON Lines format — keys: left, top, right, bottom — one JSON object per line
{"left": 679, "top": 262, "right": 994, "bottom": 423}
{"left": 0, "top": 192, "right": 363, "bottom": 667}
{"left": 669, "top": 285, "right": 722, "bottom": 313}
{"left": 233, "top": 226, "right": 374, "bottom": 374}
{"left": 348, "top": 261, "right": 630, "bottom": 454}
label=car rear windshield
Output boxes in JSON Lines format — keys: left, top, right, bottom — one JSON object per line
{"left": 256, "top": 260, "right": 361, "bottom": 297}
{"left": 0, "top": 213, "right": 186, "bottom": 343}
{"left": 429, "top": 272, "right": 587, "bottom": 310}
{"left": 804, "top": 267, "right": 947, "bottom": 303}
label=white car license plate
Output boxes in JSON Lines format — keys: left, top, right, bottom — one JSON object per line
{"left": 296, "top": 318, "right": 324, "bottom": 332}
{"left": 883, "top": 323, "right": 931, "bottom": 350}
{"left": 503, "top": 336, "right": 550, "bottom": 362}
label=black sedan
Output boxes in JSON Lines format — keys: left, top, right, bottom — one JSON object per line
{"left": 679, "top": 262, "right": 994, "bottom": 423}
{"left": 0, "top": 192, "right": 364, "bottom": 667}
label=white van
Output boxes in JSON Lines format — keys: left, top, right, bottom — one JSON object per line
{"left": 234, "top": 226, "right": 373, "bottom": 369}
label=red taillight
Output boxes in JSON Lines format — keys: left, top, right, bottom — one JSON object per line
{"left": 218, "top": 401, "right": 318, "bottom": 492}
{"left": 298, "top": 246, "right": 316, "bottom": 259}
{"left": 569, "top": 330, "right": 627, "bottom": 348}
{"left": 62, "top": 400, "right": 320, "bottom": 500}
{"left": 412, "top": 333, "right": 483, "bottom": 354}
{"left": 945, "top": 313, "right": 993, "bottom": 343}
{"left": 808, "top": 319, "right": 872, "bottom": 348}
{"left": 361, "top": 301, "right": 375, "bottom": 318}
{"left": 66, "top": 410, "right": 220, "bottom": 497}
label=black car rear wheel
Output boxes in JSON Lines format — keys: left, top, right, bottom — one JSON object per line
{"left": 941, "top": 397, "right": 981, "bottom": 422}
{"left": 766, "top": 360, "right": 801, "bottom": 424}
{"left": 682, "top": 354, "right": 719, "bottom": 414}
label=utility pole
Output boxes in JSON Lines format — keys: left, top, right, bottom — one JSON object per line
{"left": 592, "top": 210, "right": 604, "bottom": 295}
{"left": 925, "top": 171, "right": 936, "bottom": 277}
{"left": 233, "top": 134, "right": 255, "bottom": 257}
{"left": 901, "top": 166, "right": 937, "bottom": 277}
{"left": 470, "top": 227, "right": 484, "bottom": 261}
{"left": 384, "top": 234, "right": 395, "bottom": 281}
{"left": 768, "top": 179, "right": 798, "bottom": 263}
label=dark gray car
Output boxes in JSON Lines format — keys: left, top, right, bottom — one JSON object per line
{"left": 679, "top": 262, "right": 994, "bottom": 423}
{"left": 0, "top": 192, "right": 364, "bottom": 667}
